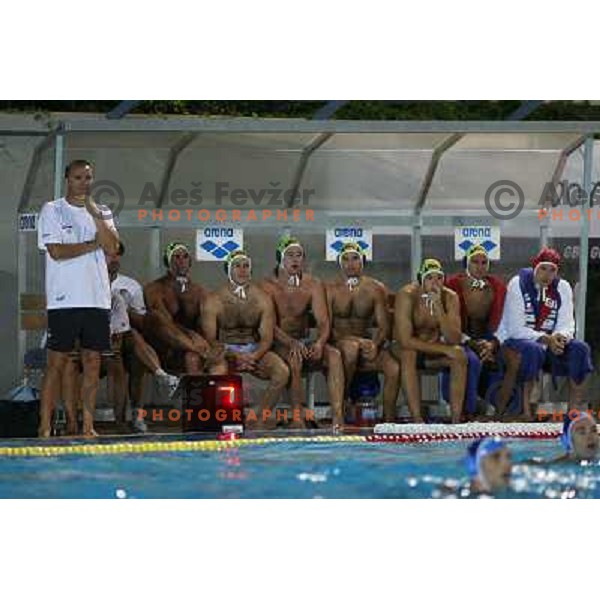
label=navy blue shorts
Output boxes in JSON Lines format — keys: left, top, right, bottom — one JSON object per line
{"left": 46, "top": 308, "right": 111, "bottom": 353}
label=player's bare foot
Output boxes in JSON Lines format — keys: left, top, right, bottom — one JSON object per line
{"left": 332, "top": 413, "right": 345, "bottom": 431}
{"left": 38, "top": 427, "right": 51, "bottom": 438}
{"left": 332, "top": 421, "right": 346, "bottom": 435}
{"left": 82, "top": 428, "right": 99, "bottom": 438}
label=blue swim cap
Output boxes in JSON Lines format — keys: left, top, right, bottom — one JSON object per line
{"left": 466, "top": 437, "right": 507, "bottom": 480}
{"left": 560, "top": 410, "right": 594, "bottom": 452}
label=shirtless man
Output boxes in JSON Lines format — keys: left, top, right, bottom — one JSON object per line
{"left": 393, "top": 258, "right": 467, "bottom": 424}
{"left": 202, "top": 249, "right": 290, "bottom": 429}
{"left": 261, "top": 236, "right": 344, "bottom": 428}
{"left": 325, "top": 242, "right": 400, "bottom": 422}
{"left": 445, "top": 244, "right": 513, "bottom": 417}
{"left": 144, "top": 242, "right": 216, "bottom": 375}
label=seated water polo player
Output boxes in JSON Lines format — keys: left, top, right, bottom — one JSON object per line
{"left": 394, "top": 258, "right": 477, "bottom": 423}
{"left": 496, "top": 247, "right": 593, "bottom": 420}
{"left": 445, "top": 245, "right": 518, "bottom": 417}
{"left": 465, "top": 437, "right": 512, "bottom": 495}
{"left": 261, "top": 236, "right": 344, "bottom": 429}
{"left": 202, "top": 249, "right": 291, "bottom": 429}
{"left": 325, "top": 241, "right": 400, "bottom": 422}
{"left": 144, "top": 242, "right": 221, "bottom": 375}
{"left": 105, "top": 242, "right": 179, "bottom": 433}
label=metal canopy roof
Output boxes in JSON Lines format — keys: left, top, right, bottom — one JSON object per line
{"left": 4, "top": 113, "right": 596, "bottom": 218}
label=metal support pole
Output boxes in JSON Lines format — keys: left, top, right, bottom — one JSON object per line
{"left": 106, "top": 101, "right": 142, "bottom": 119}
{"left": 506, "top": 101, "right": 543, "bottom": 121}
{"left": 17, "top": 133, "right": 64, "bottom": 376}
{"left": 412, "top": 134, "right": 462, "bottom": 277}
{"left": 539, "top": 135, "right": 586, "bottom": 252}
{"left": 576, "top": 135, "right": 593, "bottom": 340}
{"left": 54, "top": 133, "right": 64, "bottom": 199}
{"left": 411, "top": 217, "right": 422, "bottom": 280}
{"left": 150, "top": 227, "right": 161, "bottom": 279}
{"left": 17, "top": 230, "right": 26, "bottom": 378}
{"left": 540, "top": 221, "right": 550, "bottom": 248}
{"left": 312, "top": 101, "right": 348, "bottom": 120}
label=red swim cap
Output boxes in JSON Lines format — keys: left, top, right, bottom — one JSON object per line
{"left": 531, "top": 247, "right": 561, "bottom": 271}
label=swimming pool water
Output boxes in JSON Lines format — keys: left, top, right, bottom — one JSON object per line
{"left": 0, "top": 438, "right": 598, "bottom": 498}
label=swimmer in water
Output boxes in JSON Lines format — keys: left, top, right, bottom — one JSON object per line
{"left": 466, "top": 437, "right": 512, "bottom": 494}
{"left": 519, "top": 411, "right": 598, "bottom": 482}
{"left": 545, "top": 410, "right": 599, "bottom": 463}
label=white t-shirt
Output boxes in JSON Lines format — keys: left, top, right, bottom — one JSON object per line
{"left": 496, "top": 274, "right": 575, "bottom": 343}
{"left": 37, "top": 197, "right": 117, "bottom": 310}
{"left": 110, "top": 274, "right": 146, "bottom": 334}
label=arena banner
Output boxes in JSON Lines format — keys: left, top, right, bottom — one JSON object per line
{"left": 18, "top": 213, "right": 38, "bottom": 232}
{"left": 325, "top": 227, "right": 373, "bottom": 261}
{"left": 196, "top": 227, "right": 244, "bottom": 261}
{"left": 454, "top": 225, "right": 500, "bottom": 260}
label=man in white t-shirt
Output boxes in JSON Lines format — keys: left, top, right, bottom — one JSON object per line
{"left": 496, "top": 247, "right": 593, "bottom": 419}
{"left": 37, "top": 159, "right": 119, "bottom": 438}
{"left": 105, "top": 242, "right": 179, "bottom": 433}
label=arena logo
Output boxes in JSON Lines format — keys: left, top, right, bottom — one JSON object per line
{"left": 199, "top": 239, "right": 240, "bottom": 260}
{"left": 457, "top": 239, "right": 498, "bottom": 254}
{"left": 334, "top": 227, "right": 364, "bottom": 237}
{"left": 329, "top": 239, "right": 369, "bottom": 254}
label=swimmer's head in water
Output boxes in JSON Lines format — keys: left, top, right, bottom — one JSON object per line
{"left": 276, "top": 236, "right": 304, "bottom": 275}
{"left": 417, "top": 258, "right": 445, "bottom": 292}
{"left": 163, "top": 242, "right": 192, "bottom": 277}
{"left": 531, "top": 247, "right": 561, "bottom": 286}
{"left": 337, "top": 241, "right": 366, "bottom": 278}
{"left": 466, "top": 437, "right": 512, "bottom": 493}
{"left": 225, "top": 249, "right": 252, "bottom": 286}
{"left": 561, "top": 410, "right": 598, "bottom": 460}
{"left": 464, "top": 245, "right": 490, "bottom": 279}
